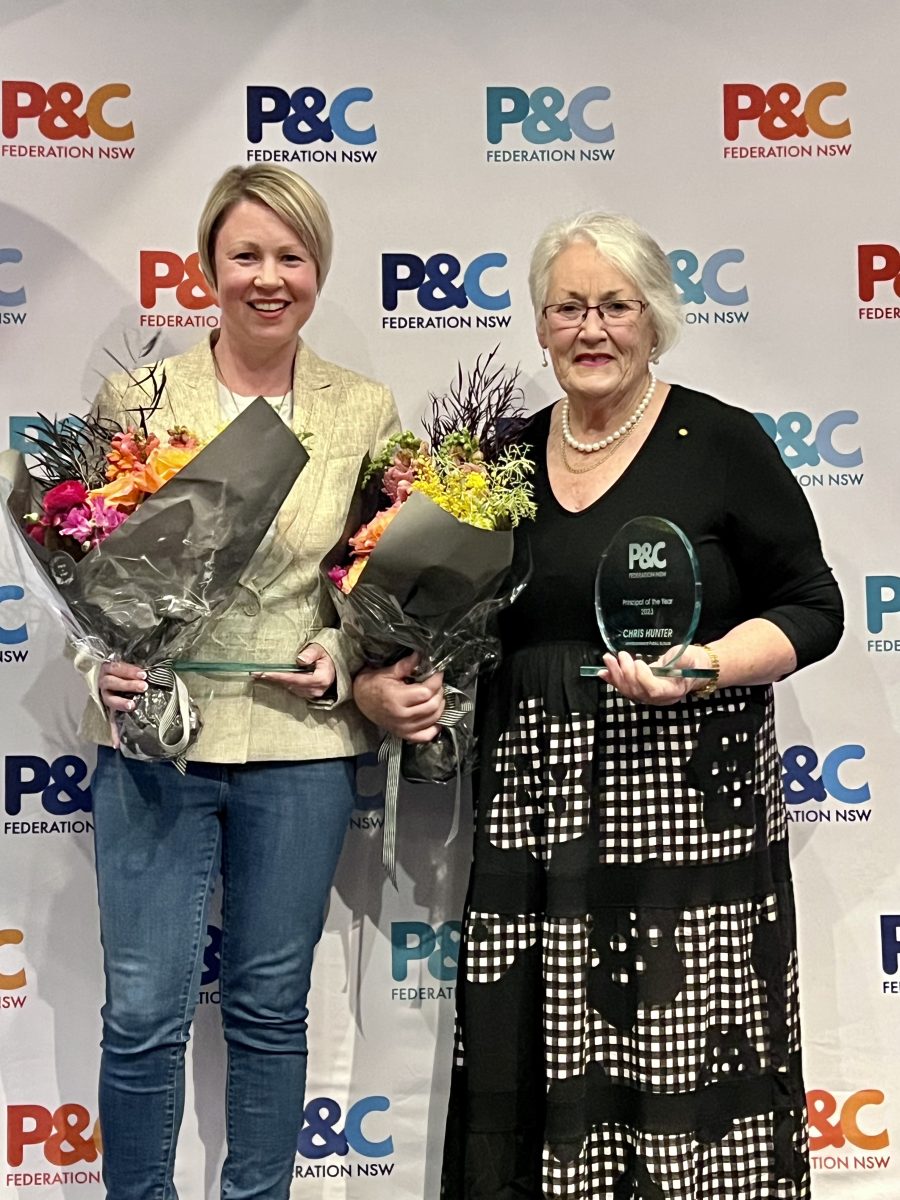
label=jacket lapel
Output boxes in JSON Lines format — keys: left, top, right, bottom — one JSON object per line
{"left": 277, "top": 342, "right": 338, "bottom": 537}
{"left": 163, "top": 337, "right": 223, "bottom": 444}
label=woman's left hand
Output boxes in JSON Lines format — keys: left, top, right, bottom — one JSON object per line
{"left": 598, "top": 644, "right": 713, "bottom": 707}
{"left": 256, "top": 642, "right": 336, "bottom": 700}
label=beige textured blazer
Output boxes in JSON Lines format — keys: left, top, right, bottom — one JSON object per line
{"left": 76, "top": 336, "right": 401, "bottom": 763}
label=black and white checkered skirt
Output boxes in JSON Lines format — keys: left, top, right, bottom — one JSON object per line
{"left": 441, "top": 642, "right": 810, "bottom": 1200}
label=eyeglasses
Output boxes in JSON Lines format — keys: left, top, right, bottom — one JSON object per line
{"left": 542, "top": 299, "right": 647, "bottom": 327}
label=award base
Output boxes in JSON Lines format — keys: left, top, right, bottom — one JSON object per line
{"left": 173, "top": 662, "right": 316, "bottom": 674}
{"left": 580, "top": 663, "right": 716, "bottom": 679}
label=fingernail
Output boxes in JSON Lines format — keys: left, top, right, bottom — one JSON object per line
{"left": 127, "top": 700, "right": 135, "bottom": 710}
{"left": 139, "top": 682, "right": 148, "bottom": 692}
{"left": 137, "top": 671, "right": 147, "bottom": 680}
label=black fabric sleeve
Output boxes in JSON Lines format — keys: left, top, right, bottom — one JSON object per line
{"left": 720, "top": 407, "right": 843, "bottom": 671}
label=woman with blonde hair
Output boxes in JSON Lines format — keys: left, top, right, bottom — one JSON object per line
{"left": 82, "top": 163, "right": 399, "bottom": 1199}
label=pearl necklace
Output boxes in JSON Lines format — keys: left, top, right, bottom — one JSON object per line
{"left": 561, "top": 368, "right": 656, "bottom": 453}
{"left": 560, "top": 420, "right": 639, "bottom": 474}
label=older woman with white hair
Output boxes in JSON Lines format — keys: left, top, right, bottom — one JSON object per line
{"left": 359, "top": 211, "right": 843, "bottom": 1198}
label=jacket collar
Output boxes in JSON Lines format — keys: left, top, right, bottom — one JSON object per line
{"left": 164, "top": 336, "right": 333, "bottom": 441}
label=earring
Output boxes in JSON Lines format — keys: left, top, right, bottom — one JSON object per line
{"left": 541, "top": 348, "right": 548, "bottom": 368}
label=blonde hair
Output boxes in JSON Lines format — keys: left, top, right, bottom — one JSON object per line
{"left": 197, "top": 164, "right": 333, "bottom": 290}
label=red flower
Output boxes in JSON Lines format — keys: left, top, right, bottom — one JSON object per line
{"left": 25, "top": 520, "right": 47, "bottom": 545}
{"left": 43, "top": 480, "right": 88, "bottom": 520}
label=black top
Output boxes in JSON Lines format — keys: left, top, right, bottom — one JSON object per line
{"left": 501, "top": 384, "right": 843, "bottom": 670}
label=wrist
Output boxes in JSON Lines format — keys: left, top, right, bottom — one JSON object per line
{"left": 692, "top": 643, "right": 720, "bottom": 698}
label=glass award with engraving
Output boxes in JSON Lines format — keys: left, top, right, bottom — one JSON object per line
{"left": 580, "top": 515, "right": 716, "bottom": 679}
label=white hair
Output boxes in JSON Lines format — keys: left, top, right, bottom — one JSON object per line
{"left": 528, "top": 211, "right": 683, "bottom": 356}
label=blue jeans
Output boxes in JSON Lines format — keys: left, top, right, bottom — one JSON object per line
{"left": 91, "top": 747, "right": 356, "bottom": 1200}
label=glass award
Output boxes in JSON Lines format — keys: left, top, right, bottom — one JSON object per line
{"left": 580, "top": 516, "right": 716, "bottom": 679}
{"left": 173, "top": 536, "right": 314, "bottom": 675}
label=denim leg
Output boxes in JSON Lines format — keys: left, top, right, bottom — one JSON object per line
{"left": 92, "top": 747, "right": 224, "bottom": 1200}
{"left": 218, "top": 758, "right": 356, "bottom": 1200}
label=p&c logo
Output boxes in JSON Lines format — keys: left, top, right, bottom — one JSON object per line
{"left": 668, "top": 249, "right": 749, "bottom": 327}
{"left": 782, "top": 744, "right": 870, "bottom": 826}
{"left": 391, "top": 920, "right": 459, "bottom": 1001}
{"left": 722, "top": 81, "right": 851, "bottom": 160}
{"left": 138, "top": 250, "right": 218, "bottom": 332}
{"left": 865, "top": 576, "right": 900, "bottom": 654}
{"left": 350, "top": 751, "right": 385, "bottom": 830}
{"left": 381, "top": 252, "right": 511, "bottom": 332}
{"left": 3, "top": 755, "right": 92, "bottom": 836}
{"left": 295, "top": 1096, "right": 394, "bottom": 1181}
{"left": 858, "top": 243, "right": 900, "bottom": 321}
{"left": 0, "top": 249, "right": 26, "bottom": 325}
{"left": 245, "top": 86, "right": 376, "bottom": 165}
{"left": 0, "top": 586, "right": 28, "bottom": 663}
{"left": 5, "top": 1102, "right": 102, "bottom": 1188}
{"left": 485, "top": 86, "right": 615, "bottom": 163}
{"left": 197, "top": 922, "right": 222, "bottom": 1006}
{"left": 628, "top": 542, "right": 666, "bottom": 570}
{"left": 0, "top": 929, "right": 27, "bottom": 1006}
{"left": 754, "top": 410, "right": 862, "bottom": 488}
{"left": 1, "top": 80, "right": 134, "bottom": 160}
{"left": 881, "top": 917, "right": 900, "bottom": 995}
{"left": 807, "top": 1089, "right": 890, "bottom": 1171}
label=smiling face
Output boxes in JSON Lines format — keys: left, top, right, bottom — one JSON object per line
{"left": 211, "top": 198, "right": 318, "bottom": 357}
{"left": 538, "top": 240, "right": 657, "bottom": 413}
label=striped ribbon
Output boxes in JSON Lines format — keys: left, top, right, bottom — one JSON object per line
{"left": 143, "top": 660, "right": 193, "bottom": 773}
{"left": 378, "top": 684, "right": 473, "bottom": 887}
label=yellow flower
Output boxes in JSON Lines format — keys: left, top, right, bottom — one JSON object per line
{"left": 342, "top": 557, "right": 370, "bottom": 592}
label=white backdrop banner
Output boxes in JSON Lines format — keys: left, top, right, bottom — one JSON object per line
{"left": 0, "top": 1, "right": 897, "bottom": 1196}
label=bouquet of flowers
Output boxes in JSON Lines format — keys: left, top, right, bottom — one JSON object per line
{"left": 325, "top": 348, "right": 535, "bottom": 882}
{"left": 0, "top": 364, "right": 308, "bottom": 768}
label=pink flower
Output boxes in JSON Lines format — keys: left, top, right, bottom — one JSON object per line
{"left": 382, "top": 448, "right": 420, "bottom": 503}
{"left": 89, "top": 495, "right": 128, "bottom": 542}
{"left": 328, "top": 565, "right": 348, "bottom": 587}
{"left": 43, "top": 480, "right": 88, "bottom": 521}
{"left": 57, "top": 503, "right": 93, "bottom": 544}
{"left": 55, "top": 496, "right": 128, "bottom": 549}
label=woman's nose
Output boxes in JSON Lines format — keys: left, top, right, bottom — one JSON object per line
{"left": 255, "top": 257, "right": 282, "bottom": 288}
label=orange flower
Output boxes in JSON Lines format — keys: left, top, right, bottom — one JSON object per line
{"left": 349, "top": 502, "right": 402, "bottom": 556}
{"left": 135, "top": 444, "right": 202, "bottom": 494}
{"left": 89, "top": 473, "right": 146, "bottom": 512}
{"left": 106, "top": 428, "right": 160, "bottom": 481}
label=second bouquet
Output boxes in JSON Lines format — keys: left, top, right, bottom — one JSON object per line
{"left": 326, "top": 350, "right": 535, "bottom": 883}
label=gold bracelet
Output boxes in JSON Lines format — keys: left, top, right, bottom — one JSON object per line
{"left": 693, "top": 643, "right": 720, "bottom": 698}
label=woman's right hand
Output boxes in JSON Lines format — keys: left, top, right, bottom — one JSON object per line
{"left": 99, "top": 661, "right": 148, "bottom": 713}
{"left": 353, "top": 653, "right": 445, "bottom": 742}
{"left": 99, "top": 661, "right": 148, "bottom": 750}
